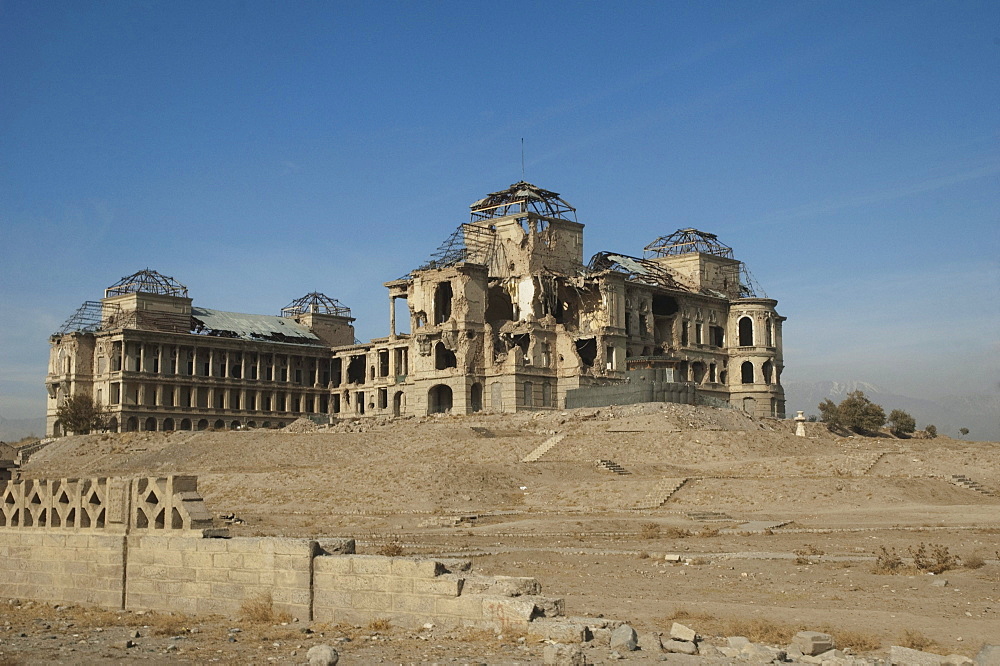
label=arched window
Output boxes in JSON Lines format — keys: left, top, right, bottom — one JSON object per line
{"left": 762, "top": 361, "right": 773, "bottom": 385}
{"left": 741, "top": 361, "right": 754, "bottom": 384}
{"left": 738, "top": 317, "right": 754, "bottom": 347}
{"left": 428, "top": 384, "right": 453, "bottom": 414}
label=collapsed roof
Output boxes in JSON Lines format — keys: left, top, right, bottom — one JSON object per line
{"left": 470, "top": 181, "right": 577, "bottom": 222}
{"left": 105, "top": 269, "right": 188, "bottom": 298}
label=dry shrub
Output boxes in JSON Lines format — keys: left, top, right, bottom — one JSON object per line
{"left": 637, "top": 551, "right": 650, "bottom": 559}
{"left": 872, "top": 546, "right": 905, "bottom": 574}
{"left": 794, "top": 544, "right": 825, "bottom": 557}
{"left": 686, "top": 557, "right": 710, "bottom": 566}
{"left": 661, "top": 607, "right": 716, "bottom": 624}
{"left": 150, "top": 614, "right": 190, "bottom": 637}
{"left": 640, "top": 522, "right": 660, "bottom": 539}
{"left": 367, "top": 617, "right": 392, "bottom": 633}
{"left": 239, "top": 593, "right": 292, "bottom": 625}
{"left": 899, "top": 629, "right": 937, "bottom": 651}
{"left": 663, "top": 526, "right": 693, "bottom": 539}
{"left": 377, "top": 542, "right": 405, "bottom": 557}
{"left": 697, "top": 526, "right": 721, "bottom": 538}
{"left": 909, "top": 543, "right": 957, "bottom": 574}
{"left": 836, "top": 629, "right": 881, "bottom": 652}
{"left": 962, "top": 550, "right": 986, "bottom": 570}
{"left": 723, "top": 618, "right": 798, "bottom": 644}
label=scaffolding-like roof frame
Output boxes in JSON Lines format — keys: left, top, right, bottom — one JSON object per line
{"left": 470, "top": 181, "right": 577, "bottom": 222}
{"left": 644, "top": 228, "right": 735, "bottom": 259}
{"left": 105, "top": 269, "right": 188, "bottom": 298}
{"left": 587, "top": 251, "right": 690, "bottom": 291}
{"left": 280, "top": 292, "right": 352, "bottom": 318}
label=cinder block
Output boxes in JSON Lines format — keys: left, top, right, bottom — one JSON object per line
{"left": 153, "top": 580, "right": 183, "bottom": 595}
{"left": 349, "top": 556, "right": 393, "bottom": 576}
{"left": 274, "top": 570, "right": 311, "bottom": 588}
{"left": 391, "top": 594, "right": 436, "bottom": 615}
{"left": 210, "top": 582, "right": 251, "bottom": 599}
{"left": 195, "top": 538, "right": 232, "bottom": 552}
{"left": 434, "top": 595, "right": 484, "bottom": 620}
{"left": 179, "top": 581, "right": 213, "bottom": 598}
{"left": 239, "top": 553, "right": 270, "bottom": 570}
{"left": 338, "top": 575, "right": 388, "bottom": 592}
{"left": 181, "top": 551, "right": 214, "bottom": 568}
{"left": 482, "top": 596, "right": 536, "bottom": 627}
{"left": 412, "top": 576, "right": 463, "bottom": 597}
{"left": 196, "top": 597, "right": 239, "bottom": 615}
{"left": 390, "top": 558, "right": 443, "bottom": 578}
{"left": 350, "top": 591, "right": 392, "bottom": 612}
{"left": 195, "top": 567, "right": 231, "bottom": 583}
{"left": 272, "top": 587, "right": 311, "bottom": 608}
{"left": 314, "top": 556, "right": 353, "bottom": 575}
{"left": 313, "top": 589, "right": 352, "bottom": 610}
{"left": 227, "top": 569, "right": 261, "bottom": 585}
{"left": 386, "top": 576, "right": 413, "bottom": 594}
{"left": 211, "top": 552, "right": 243, "bottom": 568}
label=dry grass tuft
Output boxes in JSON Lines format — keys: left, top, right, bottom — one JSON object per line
{"left": 239, "top": 593, "right": 292, "bottom": 625}
{"left": 640, "top": 522, "right": 660, "bottom": 539}
{"left": 909, "top": 543, "right": 958, "bottom": 574}
{"left": 962, "top": 550, "right": 986, "bottom": 570}
{"left": 835, "top": 629, "right": 881, "bottom": 652}
{"left": 150, "top": 614, "right": 190, "bottom": 637}
{"left": 722, "top": 618, "right": 799, "bottom": 644}
{"left": 377, "top": 542, "right": 405, "bottom": 557}
{"left": 872, "top": 546, "right": 906, "bottom": 574}
{"left": 366, "top": 617, "right": 392, "bottom": 633}
{"left": 663, "top": 526, "right": 693, "bottom": 539}
{"left": 899, "top": 629, "right": 937, "bottom": 651}
{"left": 660, "top": 607, "right": 716, "bottom": 624}
{"left": 637, "top": 551, "right": 650, "bottom": 559}
{"left": 794, "top": 544, "right": 825, "bottom": 557}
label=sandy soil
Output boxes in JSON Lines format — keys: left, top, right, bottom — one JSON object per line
{"left": 10, "top": 402, "right": 1000, "bottom": 663}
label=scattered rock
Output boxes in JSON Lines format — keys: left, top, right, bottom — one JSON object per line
{"left": 663, "top": 639, "right": 698, "bottom": 655}
{"left": 976, "top": 644, "right": 1000, "bottom": 666}
{"left": 669, "top": 622, "right": 698, "bottom": 642}
{"left": 793, "top": 630, "right": 835, "bottom": 656}
{"left": 889, "top": 645, "right": 946, "bottom": 665}
{"left": 543, "top": 643, "right": 587, "bottom": 665}
{"left": 637, "top": 632, "right": 662, "bottom": 652}
{"left": 727, "top": 636, "right": 750, "bottom": 649}
{"left": 307, "top": 644, "right": 340, "bottom": 666}
{"left": 609, "top": 624, "right": 638, "bottom": 652}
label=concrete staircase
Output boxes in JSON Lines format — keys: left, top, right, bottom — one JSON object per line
{"left": 950, "top": 475, "right": 996, "bottom": 497}
{"left": 861, "top": 451, "right": 890, "bottom": 475}
{"left": 596, "top": 459, "right": 630, "bottom": 475}
{"left": 633, "top": 478, "right": 690, "bottom": 509}
{"left": 521, "top": 433, "right": 566, "bottom": 463}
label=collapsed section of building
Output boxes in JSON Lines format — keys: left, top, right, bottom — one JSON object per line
{"left": 46, "top": 182, "right": 785, "bottom": 436}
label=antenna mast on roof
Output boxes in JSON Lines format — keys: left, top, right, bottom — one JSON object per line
{"left": 521, "top": 138, "right": 525, "bottom": 180}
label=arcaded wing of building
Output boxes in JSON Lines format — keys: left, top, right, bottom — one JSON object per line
{"left": 46, "top": 182, "right": 784, "bottom": 436}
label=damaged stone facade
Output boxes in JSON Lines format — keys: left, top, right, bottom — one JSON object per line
{"left": 46, "top": 182, "right": 784, "bottom": 436}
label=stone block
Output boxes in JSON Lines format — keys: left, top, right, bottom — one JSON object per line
{"left": 386, "top": 576, "right": 413, "bottom": 594}
{"left": 350, "top": 591, "right": 392, "bottom": 612}
{"left": 434, "top": 595, "right": 484, "bottom": 620}
{"left": 317, "top": 538, "right": 355, "bottom": 555}
{"left": 227, "top": 569, "right": 261, "bottom": 585}
{"left": 411, "top": 575, "right": 463, "bottom": 597}
{"left": 742, "top": 643, "right": 785, "bottom": 662}
{"left": 543, "top": 643, "right": 587, "bottom": 665}
{"left": 391, "top": 594, "right": 436, "bottom": 615}
{"left": 314, "top": 556, "right": 353, "bottom": 575}
{"left": 482, "top": 596, "right": 536, "bottom": 628}
{"left": 211, "top": 552, "right": 244, "bottom": 569}
{"left": 389, "top": 558, "right": 444, "bottom": 578}
{"left": 313, "top": 589, "right": 352, "bottom": 610}
{"left": 670, "top": 622, "right": 698, "bottom": 642}
{"left": 464, "top": 575, "right": 541, "bottom": 597}
{"left": 976, "top": 645, "right": 1000, "bottom": 666}
{"left": 663, "top": 639, "right": 697, "bottom": 655}
{"left": 889, "top": 645, "right": 946, "bottom": 665}
{"left": 609, "top": 624, "right": 638, "bottom": 651}
{"left": 349, "top": 556, "right": 393, "bottom": 576}
{"left": 793, "top": 631, "right": 835, "bottom": 656}
{"left": 637, "top": 632, "right": 662, "bottom": 652}
{"left": 338, "top": 575, "right": 387, "bottom": 592}
{"left": 529, "top": 619, "right": 591, "bottom": 643}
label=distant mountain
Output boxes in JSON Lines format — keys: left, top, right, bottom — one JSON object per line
{"left": 0, "top": 415, "right": 46, "bottom": 443}
{"left": 782, "top": 380, "right": 999, "bottom": 442}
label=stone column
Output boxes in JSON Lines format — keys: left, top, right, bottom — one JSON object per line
{"left": 794, "top": 410, "right": 807, "bottom": 437}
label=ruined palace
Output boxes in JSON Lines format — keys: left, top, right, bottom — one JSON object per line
{"left": 45, "top": 181, "right": 785, "bottom": 436}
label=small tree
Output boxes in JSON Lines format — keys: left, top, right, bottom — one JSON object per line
{"left": 55, "top": 394, "right": 108, "bottom": 435}
{"left": 887, "top": 409, "right": 916, "bottom": 437}
{"left": 924, "top": 424, "right": 938, "bottom": 439}
{"left": 959, "top": 427, "right": 969, "bottom": 438}
{"left": 818, "top": 398, "right": 841, "bottom": 427}
{"left": 837, "top": 390, "right": 886, "bottom": 434}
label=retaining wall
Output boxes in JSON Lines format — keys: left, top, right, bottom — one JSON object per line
{"left": 0, "top": 476, "right": 565, "bottom": 630}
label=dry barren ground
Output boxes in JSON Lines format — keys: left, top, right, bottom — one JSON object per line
{"left": 9, "top": 402, "right": 1000, "bottom": 663}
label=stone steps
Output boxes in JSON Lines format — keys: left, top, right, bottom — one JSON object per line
{"left": 951, "top": 475, "right": 996, "bottom": 497}
{"left": 686, "top": 510, "right": 734, "bottom": 522}
{"left": 521, "top": 433, "right": 566, "bottom": 463}
{"left": 633, "top": 478, "right": 689, "bottom": 509}
{"left": 596, "top": 459, "right": 630, "bottom": 475}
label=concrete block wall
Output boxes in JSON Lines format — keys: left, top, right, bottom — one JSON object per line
{"left": 126, "top": 536, "right": 317, "bottom": 619}
{"left": 0, "top": 531, "right": 124, "bottom": 608}
{"left": 313, "top": 555, "right": 563, "bottom": 630}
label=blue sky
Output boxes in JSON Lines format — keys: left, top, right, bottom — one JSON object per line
{"left": 1, "top": 0, "right": 997, "bottom": 420}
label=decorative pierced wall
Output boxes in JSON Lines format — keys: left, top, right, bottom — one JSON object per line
{"left": 0, "top": 475, "right": 214, "bottom": 533}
